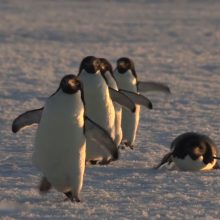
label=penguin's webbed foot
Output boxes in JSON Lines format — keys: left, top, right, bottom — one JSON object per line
{"left": 119, "top": 141, "right": 134, "bottom": 150}
{"left": 64, "top": 191, "right": 81, "bottom": 203}
{"left": 118, "top": 144, "right": 125, "bottom": 150}
{"left": 124, "top": 141, "right": 134, "bottom": 150}
{"left": 98, "top": 158, "right": 112, "bottom": 165}
{"left": 89, "top": 160, "right": 99, "bottom": 165}
{"left": 39, "top": 177, "right": 52, "bottom": 194}
{"left": 89, "top": 159, "right": 112, "bottom": 165}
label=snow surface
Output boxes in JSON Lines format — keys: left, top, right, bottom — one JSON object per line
{"left": 1, "top": 0, "right": 220, "bottom": 219}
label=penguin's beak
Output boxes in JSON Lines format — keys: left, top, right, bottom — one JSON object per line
{"left": 213, "top": 156, "right": 220, "bottom": 160}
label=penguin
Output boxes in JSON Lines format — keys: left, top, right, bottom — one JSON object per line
{"left": 33, "top": 74, "right": 86, "bottom": 202}
{"left": 32, "top": 74, "right": 118, "bottom": 202}
{"left": 99, "top": 58, "right": 123, "bottom": 146}
{"left": 113, "top": 57, "right": 171, "bottom": 149}
{"left": 78, "top": 56, "right": 115, "bottom": 138}
{"left": 99, "top": 58, "right": 153, "bottom": 147}
{"left": 155, "top": 132, "right": 220, "bottom": 171}
{"left": 77, "top": 56, "right": 139, "bottom": 163}
{"left": 77, "top": 56, "right": 118, "bottom": 163}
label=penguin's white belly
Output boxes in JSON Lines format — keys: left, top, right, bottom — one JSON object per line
{"left": 173, "top": 155, "right": 216, "bottom": 171}
{"left": 78, "top": 72, "right": 115, "bottom": 139}
{"left": 86, "top": 90, "right": 115, "bottom": 138}
{"left": 104, "top": 72, "right": 118, "bottom": 91}
{"left": 78, "top": 72, "right": 115, "bottom": 161}
{"left": 114, "top": 70, "right": 137, "bottom": 93}
{"left": 84, "top": 91, "right": 117, "bottom": 161}
{"left": 114, "top": 71, "right": 140, "bottom": 145}
{"left": 114, "top": 103, "right": 122, "bottom": 146}
{"left": 121, "top": 105, "right": 140, "bottom": 145}
{"left": 33, "top": 92, "right": 86, "bottom": 193}
{"left": 104, "top": 72, "right": 122, "bottom": 145}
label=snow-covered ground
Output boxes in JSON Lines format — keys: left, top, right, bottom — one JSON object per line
{"left": 1, "top": 0, "right": 220, "bottom": 219}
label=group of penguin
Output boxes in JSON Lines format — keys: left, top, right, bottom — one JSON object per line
{"left": 12, "top": 56, "right": 220, "bottom": 202}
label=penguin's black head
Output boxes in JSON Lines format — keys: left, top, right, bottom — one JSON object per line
{"left": 191, "top": 145, "right": 206, "bottom": 158}
{"left": 100, "top": 58, "right": 113, "bottom": 75}
{"left": 172, "top": 132, "right": 218, "bottom": 164}
{"left": 116, "top": 57, "right": 137, "bottom": 78}
{"left": 60, "top": 74, "right": 82, "bottom": 94}
{"left": 78, "top": 56, "right": 101, "bottom": 75}
{"left": 185, "top": 135, "right": 217, "bottom": 164}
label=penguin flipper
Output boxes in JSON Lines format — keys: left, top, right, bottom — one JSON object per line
{"left": 120, "top": 89, "right": 153, "bottom": 109}
{"left": 84, "top": 116, "right": 119, "bottom": 162}
{"left": 12, "top": 108, "right": 43, "bottom": 133}
{"left": 109, "top": 88, "right": 136, "bottom": 112}
{"left": 155, "top": 152, "right": 173, "bottom": 169}
{"left": 137, "top": 81, "right": 171, "bottom": 94}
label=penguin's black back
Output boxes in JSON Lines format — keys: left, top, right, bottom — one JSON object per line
{"left": 171, "top": 132, "right": 217, "bottom": 164}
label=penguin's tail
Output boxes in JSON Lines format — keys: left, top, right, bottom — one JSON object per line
{"left": 155, "top": 152, "right": 173, "bottom": 169}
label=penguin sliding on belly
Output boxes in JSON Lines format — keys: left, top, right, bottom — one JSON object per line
{"left": 33, "top": 75, "right": 118, "bottom": 202}
{"left": 113, "top": 57, "right": 171, "bottom": 149}
{"left": 99, "top": 58, "right": 153, "bottom": 147}
{"left": 156, "top": 132, "right": 220, "bottom": 171}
